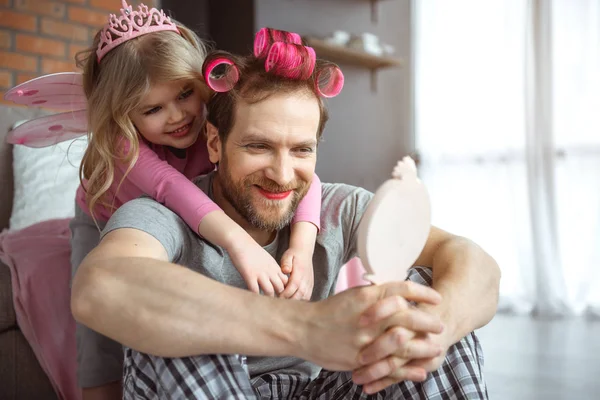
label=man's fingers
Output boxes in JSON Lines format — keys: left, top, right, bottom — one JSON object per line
{"left": 360, "top": 282, "right": 442, "bottom": 326}
{"left": 359, "top": 295, "right": 409, "bottom": 326}
{"left": 382, "top": 308, "right": 444, "bottom": 335}
{"left": 404, "top": 356, "right": 440, "bottom": 372}
{"left": 356, "top": 326, "right": 413, "bottom": 366}
{"left": 358, "top": 329, "right": 442, "bottom": 366}
{"left": 352, "top": 355, "right": 427, "bottom": 385}
{"left": 382, "top": 281, "right": 442, "bottom": 305}
{"left": 359, "top": 366, "right": 428, "bottom": 394}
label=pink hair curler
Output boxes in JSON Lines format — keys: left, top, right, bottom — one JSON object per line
{"left": 204, "top": 58, "right": 240, "bottom": 92}
{"left": 265, "top": 42, "right": 316, "bottom": 80}
{"left": 254, "top": 27, "right": 302, "bottom": 58}
{"left": 316, "top": 64, "right": 345, "bottom": 98}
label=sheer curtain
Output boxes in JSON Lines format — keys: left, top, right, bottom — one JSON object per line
{"left": 414, "top": 0, "right": 600, "bottom": 316}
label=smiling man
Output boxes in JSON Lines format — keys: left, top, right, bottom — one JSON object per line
{"left": 71, "top": 49, "right": 499, "bottom": 399}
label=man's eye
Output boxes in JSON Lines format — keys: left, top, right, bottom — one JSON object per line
{"left": 293, "top": 147, "right": 314, "bottom": 156}
{"left": 144, "top": 107, "right": 161, "bottom": 115}
{"left": 246, "top": 144, "right": 268, "bottom": 150}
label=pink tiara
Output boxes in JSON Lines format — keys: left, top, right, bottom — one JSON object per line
{"left": 96, "top": 0, "right": 180, "bottom": 62}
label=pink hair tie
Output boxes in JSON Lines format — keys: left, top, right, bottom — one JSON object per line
{"left": 204, "top": 58, "right": 240, "bottom": 92}
{"left": 254, "top": 27, "right": 302, "bottom": 58}
{"left": 316, "top": 64, "right": 345, "bottom": 98}
{"left": 265, "top": 42, "right": 316, "bottom": 80}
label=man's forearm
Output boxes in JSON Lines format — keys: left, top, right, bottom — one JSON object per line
{"left": 71, "top": 255, "right": 309, "bottom": 358}
{"left": 419, "top": 236, "right": 500, "bottom": 345}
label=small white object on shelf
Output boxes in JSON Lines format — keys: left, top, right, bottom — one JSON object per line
{"left": 324, "top": 30, "right": 351, "bottom": 47}
{"left": 347, "top": 32, "right": 384, "bottom": 56}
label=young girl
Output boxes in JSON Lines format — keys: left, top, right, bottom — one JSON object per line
{"left": 63, "top": 1, "right": 321, "bottom": 399}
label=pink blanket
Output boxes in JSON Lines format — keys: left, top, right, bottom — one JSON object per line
{"left": 0, "top": 218, "right": 80, "bottom": 400}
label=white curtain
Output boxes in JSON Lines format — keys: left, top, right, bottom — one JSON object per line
{"left": 414, "top": 0, "right": 600, "bottom": 316}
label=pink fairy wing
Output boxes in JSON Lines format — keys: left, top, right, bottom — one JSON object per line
{"left": 7, "top": 109, "right": 88, "bottom": 148}
{"left": 4, "top": 72, "right": 86, "bottom": 111}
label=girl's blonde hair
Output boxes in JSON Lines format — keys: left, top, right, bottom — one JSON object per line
{"left": 75, "top": 21, "right": 209, "bottom": 219}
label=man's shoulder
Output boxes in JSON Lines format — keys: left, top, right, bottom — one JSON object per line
{"left": 321, "top": 182, "right": 374, "bottom": 208}
{"left": 319, "top": 182, "right": 374, "bottom": 232}
{"left": 102, "top": 196, "right": 193, "bottom": 260}
{"left": 321, "top": 182, "right": 373, "bottom": 195}
{"left": 120, "top": 196, "right": 178, "bottom": 218}
{"left": 103, "top": 196, "right": 184, "bottom": 236}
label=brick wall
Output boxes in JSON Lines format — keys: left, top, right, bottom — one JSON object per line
{"left": 0, "top": 0, "right": 159, "bottom": 104}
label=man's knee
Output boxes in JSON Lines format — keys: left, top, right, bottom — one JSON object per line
{"left": 406, "top": 267, "right": 488, "bottom": 397}
{"left": 123, "top": 350, "right": 254, "bottom": 400}
{"left": 407, "top": 266, "right": 433, "bottom": 287}
{"left": 446, "top": 331, "right": 485, "bottom": 371}
{"left": 432, "top": 331, "right": 487, "bottom": 398}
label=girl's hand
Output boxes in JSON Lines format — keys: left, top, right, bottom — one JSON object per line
{"left": 229, "top": 240, "right": 289, "bottom": 297}
{"left": 279, "top": 247, "right": 315, "bottom": 300}
{"left": 198, "top": 211, "right": 288, "bottom": 296}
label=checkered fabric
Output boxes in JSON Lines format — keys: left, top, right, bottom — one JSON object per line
{"left": 123, "top": 267, "right": 488, "bottom": 399}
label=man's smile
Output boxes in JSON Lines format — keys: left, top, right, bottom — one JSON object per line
{"left": 256, "top": 186, "right": 293, "bottom": 200}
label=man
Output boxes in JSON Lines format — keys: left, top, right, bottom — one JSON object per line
{"left": 71, "top": 53, "right": 500, "bottom": 399}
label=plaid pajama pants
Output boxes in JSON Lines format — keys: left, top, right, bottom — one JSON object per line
{"left": 123, "top": 267, "right": 488, "bottom": 399}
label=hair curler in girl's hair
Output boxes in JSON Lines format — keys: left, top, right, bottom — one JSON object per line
{"left": 204, "top": 57, "right": 240, "bottom": 92}
{"left": 316, "top": 63, "right": 345, "bottom": 98}
{"left": 254, "top": 27, "right": 302, "bottom": 58}
{"left": 265, "top": 42, "right": 316, "bottom": 80}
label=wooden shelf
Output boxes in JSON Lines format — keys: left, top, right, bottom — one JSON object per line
{"left": 304, "top": 37, "right": 402, "bottom": 92}
{"left": 304, "top": 37, "right": 402, "bottom": 70}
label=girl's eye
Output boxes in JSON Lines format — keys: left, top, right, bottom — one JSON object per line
{"left": 179, "top": 88, "right": 194, "bottom": 100}
{"left": 144, "top": 106, "right": 161, "bottom": 116}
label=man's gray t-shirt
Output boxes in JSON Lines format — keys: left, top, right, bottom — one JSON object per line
{"left": 102, "top": 172, "right": 373, "bottom": 379}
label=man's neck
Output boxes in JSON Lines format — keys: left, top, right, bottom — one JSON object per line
{"left": 210, "top": 174, "right": 276, "bottom": 246}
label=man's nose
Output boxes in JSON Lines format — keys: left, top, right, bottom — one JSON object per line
{"left": 265, "top": 154, "right": 294, "bottom": 186}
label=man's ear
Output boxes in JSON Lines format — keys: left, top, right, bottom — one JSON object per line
{"left": 206, "top": 123, "right": 221, "bottom": 164}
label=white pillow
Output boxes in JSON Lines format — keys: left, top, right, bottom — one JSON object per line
{"left": 10, "top": 133, "right": 88, "bottom": 231}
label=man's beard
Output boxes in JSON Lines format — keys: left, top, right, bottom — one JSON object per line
{"left": 218, "top": 154, "right": 310, "bottom": 232}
